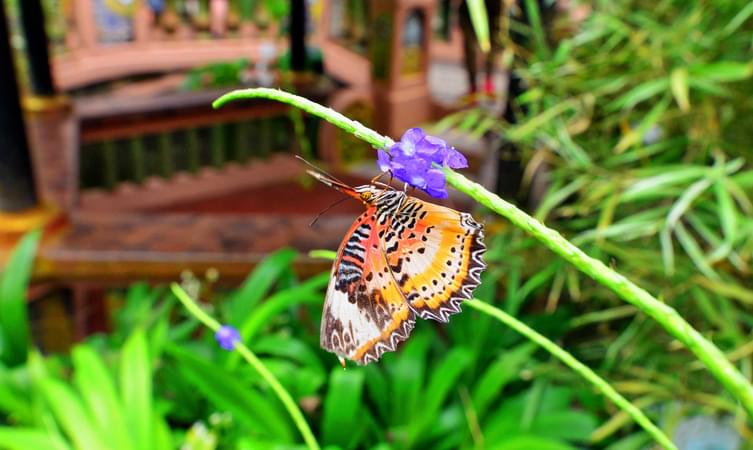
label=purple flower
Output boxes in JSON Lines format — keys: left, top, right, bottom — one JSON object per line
{"left": 215, "top": 325, "right": 240, "bottom": 350}
{"left": 377, "top": 128, "right": 467, "bottom": 198}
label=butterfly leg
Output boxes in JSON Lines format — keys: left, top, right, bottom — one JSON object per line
{"left": 371, "top": 171, "right": 389, "bottom": 185}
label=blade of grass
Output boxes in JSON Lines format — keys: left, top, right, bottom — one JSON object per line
{"left": 466, "top": 0, "right": 490, "bottom": 52}
{"left": 0, "top": 229, "right": 40, "bottom": 367}
{"left": 40, "top": 378, "right": 107, "bottom": 450}
{"left": 411, "top": 348, "right": 472, "bottom": 442}
{"left": 170, "top": 283, "right": 320, "bottom": 450}
{"left": 167, "top": 345, "right": 293, "bottom": 440}
{"left": 322, "top": 368, "right": 365, "bottom": 448}
{"left": 0, "top": 427, "right": 72, "bottom": 450}
{"left": 71, "top": 345, "right": 132, "bottom": 450}
{"left": 120, "top": 329, "right": 152, "bottom": 450}
{"left": 465, "top": 300, "right": 676, "bottom": 450}
{"left": 227, "top": 248, "right": 297, "bottom": 326}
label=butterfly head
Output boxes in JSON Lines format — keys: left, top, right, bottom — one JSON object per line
{"left": 307, "top": 170, "right": 381, "bottom": 203}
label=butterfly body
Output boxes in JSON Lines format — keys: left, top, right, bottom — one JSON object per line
{"left": 312, "top": 172, "right": 485, "bottom": 365}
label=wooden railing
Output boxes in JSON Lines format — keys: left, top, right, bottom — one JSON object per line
{"left": 51, "top": 0, "right": 290, "bottom": 90}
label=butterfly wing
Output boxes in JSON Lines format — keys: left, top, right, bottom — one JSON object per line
{"left": 383, "top": 198, "right": 486, "bottom": 322}
{"left": 320, "top": 209, "right": 416, "bottom": 365}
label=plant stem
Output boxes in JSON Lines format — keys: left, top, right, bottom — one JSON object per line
{"left": 214, "top": 88, "right": 395, "bottom": 150}
{"left": 466, "top": 299, "right": 677, "bottom": 450}
{"left": 445, "top": 168, "right": 753, "bottom": 418}
{"left": 170, "top": 283, "right": 321, "bottom": 450}
{"left": 213, "top": 88, "right": 753, "bottom": 419}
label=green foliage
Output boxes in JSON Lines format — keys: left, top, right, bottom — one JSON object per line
{"left": 1, "top": 240, "right": 618, "bottom": 449}
{"left": 446, "top": 0, "right": 753, "bottom": 440}
{"left": 0, "top": 230, "right": 40, "bottom": 367}
{"left": 183, "top": 59, "right": 249, "bottom": 91}
{"left": 0, "top": 331, "right": 171, "bottom": 450}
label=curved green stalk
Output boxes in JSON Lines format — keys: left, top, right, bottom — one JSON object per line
{"left": 214, "top": 88, "right": 753, "bottom": 422}
{"left": 170, "top": 283, "right": 321, "bottom": 450}
{"left": 465, "top": 300, "right": 676, "bottom": 449}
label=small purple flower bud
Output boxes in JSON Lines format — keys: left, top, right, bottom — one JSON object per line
{"left": 215, "top": 325, "right": 240, "bottom": 350}
{"left": 416, "top": 135, "right": 446, "bottom": 164}
{"left": 377, "top": 149, "right": 392, "bottom": 172}
{"left": 425, "top": 168, "right": 448, "bottom": 198}
{"left": 445, "top": 148, "right": 468, "bottom": 169}
{"left": 398, "top": 128, "right": 426, "bottom": 156}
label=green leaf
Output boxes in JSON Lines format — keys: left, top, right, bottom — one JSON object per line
{"left": 472, "top": 343, "right": 537, "bottom": 417}
{"left": 670, "top": 68, "right": 690, "bottom": 111}
{"left": 239, "top": 273, "right": 328, "bottom": 341}
{"left": 487, "top": 434, "right": 576, "bottom": 450}
{"left": 166, "top": 345, "right": 294, "bottom": 441}
{"left": 530, "top": 410, "right": 597, "bottom": 442}
{"left": 605, "top": 432, "right": 651, "bottom": 450}
{"left": 666, "top": 177, "right": 712, "bottom": 229}
{"left": 621, "top": 166, "right": 707, "bottom": 202}
{"left": 226, "top": 248, "right": 297, "bottom": 326}
{"left": 466, "top": 0, "right": 490, "bottom": 52}
{"left": 0, "top": 427, "right": 71, "bottom": 450}
{"left": 609, "top": 78, "right": 669, "bottom": 110}
{"left": 152, "top": 412, "right": 173, "bottom": 450}
{"left": 714, "top": 179, "right": 738, "bottom": 251}
{"left": 322, "top": 368, "right": 365, "bottom": 448}
{"left": 723, "top": 1, "right": 753, "bottom": 34}
{"left": 40, "top": 378, "right": 107, "bottom": 450}
{"left": 0, "top": 229, "right": 40, "bottom": 366}
{"left": 523, "top": 0, "right": 550, "bottom": 58}
{"left": 120, "top": 329, "right": 152, "bottom": 450}
{"left": 71, "top": 345, "right": 132, "bottom": 450}
{"left": 674, "top": 222, "right": 719, "bottom": 280}
{"left": 389, "top": 332, "right": 430, "bottom": 426}
{"left": 410, "top": 348, "right": 472, "bottom": 442}
{"left": 689, "top": 61, "right": 753, "bottom": 82}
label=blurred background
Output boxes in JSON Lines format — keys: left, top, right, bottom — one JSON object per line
{"left": 1, "top": 0, "right": 753, "bottom": 449}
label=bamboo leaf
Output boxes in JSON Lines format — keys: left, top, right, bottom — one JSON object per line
{"left": 674, "top": 223, "right": 719, "bottom": 280}
{"left": 689, "top": 61, "right": 753, "bottom": 82}
{"left": 670, "top": 68, "right": 690, "bottom": 111}
{"left": 466, "top": 0, "right": 490, "bottom": 52}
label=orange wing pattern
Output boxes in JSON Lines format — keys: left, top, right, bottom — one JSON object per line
{"left": 319, "top": 186, "right": 485, "bottom": 365}
{"left": 383, "top": 198, "right": 485, "bottom": 322}
{"left": 320, "top": 209, "right": 415, "bottom": 365}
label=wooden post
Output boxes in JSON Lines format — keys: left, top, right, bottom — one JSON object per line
{"left": 0, "top": 1, "right": 38, "bottom": 212}
{"left": 17, "top": 0, "right": 55, "bottom": 96}
{"left": 290, "top": 0, "right": 307, "bottom": 71}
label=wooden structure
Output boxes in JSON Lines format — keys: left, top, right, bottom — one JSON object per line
{"left": 0, "top": 0, "right": 497, "bottom": 340}
{"left": 3, "top": 0, "right": 480, "bottom": 275}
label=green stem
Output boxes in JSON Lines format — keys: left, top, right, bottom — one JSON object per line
{"left": 308, "top": 249, "right": 675, "bottom": 447}
{"left": 170, "top": 283, "right": 321, "bottom": 450}
{"left": 213, "top": 88, "right": 395, "bottom": 149}
{"left": 445, "top": 168, "right": 753, "bottom": 418}
{"left": 213, "top": 88, "right": 753, "bottom": 420}
{"left": 466, "top": 300, "right": 677, "bottom": 450}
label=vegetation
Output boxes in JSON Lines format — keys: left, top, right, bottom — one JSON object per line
{"left": 3, "top": 1, "right": 753, "bottom": 449}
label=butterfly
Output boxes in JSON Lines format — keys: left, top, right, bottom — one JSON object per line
{"left": 309, "top": 170, "right": 486, "bottom": 365}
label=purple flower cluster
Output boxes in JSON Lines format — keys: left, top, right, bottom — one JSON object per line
{"left": 215, "top": 325, "right": 241, "bottom": 351}
{"left": 377, "top": 128, "right": 468, "bottom": 199}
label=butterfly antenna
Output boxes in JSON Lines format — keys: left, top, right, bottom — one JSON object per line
{"left": 295, "top": 155, "right": 347, "bottom": 185}
{"left": 309, "top": 196, "right": 350, "bottom": 227}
